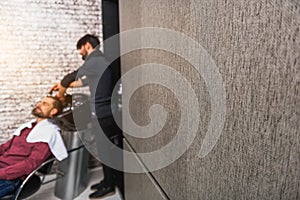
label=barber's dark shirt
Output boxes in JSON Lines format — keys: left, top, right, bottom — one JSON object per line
{"left": 61, "top": 49, "right": 114, "bottom": 119}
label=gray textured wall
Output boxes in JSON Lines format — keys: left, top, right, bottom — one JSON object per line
{"left": 0, "top": 0, "right": 101, "bottom": 142}
{"left": 120, "top": 0, "right": 300, "bottom": 199}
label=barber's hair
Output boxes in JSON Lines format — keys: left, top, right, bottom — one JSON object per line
{"left": 47, "top": 96, "right": 63, "bottom": 116}
{"left": 76, "top": 34, "right": 100, "bottom": 49}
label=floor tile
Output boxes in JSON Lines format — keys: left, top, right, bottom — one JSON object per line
{"left": 27, "top": 167, "right": 122, "bottom": 200}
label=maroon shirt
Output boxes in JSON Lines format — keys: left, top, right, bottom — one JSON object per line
{"left": 0, "top": 123, "right": 51, "bottom": 180}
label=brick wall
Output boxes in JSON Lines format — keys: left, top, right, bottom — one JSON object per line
{"left": 0, "top": 0, "right": 102, "bottom": 142}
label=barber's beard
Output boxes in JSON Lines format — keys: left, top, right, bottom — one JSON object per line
{"left": 81, "top": 49, "right": 88, "bottom": 60}
{"left": 31, "top": 108, "right": 50, "bottom": 119}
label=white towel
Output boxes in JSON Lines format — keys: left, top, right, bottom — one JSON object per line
{"left": 13, "top": 119, "right": 68, "bottom": 161}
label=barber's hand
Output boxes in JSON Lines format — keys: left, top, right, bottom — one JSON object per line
{"left": 69, "top": 79, "right": 83, "bottom": 88}
{"left": 50, "top": 83, "right": 67, "bottom": 102}
{"left": 50, "top": 83, "right": 60, "bottom": 91}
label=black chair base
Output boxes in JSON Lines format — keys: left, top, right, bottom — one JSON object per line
{"left": 0, "top": 157, "right": 55, "bottom": 200}
{"left": 17, "top": 175, "right": 41, "bottom": 199}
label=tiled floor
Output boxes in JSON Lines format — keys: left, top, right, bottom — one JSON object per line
{"left": 27, "top": 167, "right": 123, "bottom": 200}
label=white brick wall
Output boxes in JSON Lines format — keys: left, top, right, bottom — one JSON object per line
{"left": 0, "top": 0, "right": 102, "bottom": 142}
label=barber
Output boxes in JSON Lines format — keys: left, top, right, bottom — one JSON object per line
{"left": 51, "top": 34, "right": 120, "bottom": 199}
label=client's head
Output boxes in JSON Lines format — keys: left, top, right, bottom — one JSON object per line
{"left": 32, "top": 96, "right": 63, "bottom": 119}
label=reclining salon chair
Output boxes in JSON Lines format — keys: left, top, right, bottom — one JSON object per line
{"left": 0, "top": 156, "right": 59, "bottom": 200}
{"left": 0, "top": 143, "right": 86, "bottom": 200}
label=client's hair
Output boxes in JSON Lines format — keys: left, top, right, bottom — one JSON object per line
{"left": 47, "top": 96, "right": 63, "bottom": 116}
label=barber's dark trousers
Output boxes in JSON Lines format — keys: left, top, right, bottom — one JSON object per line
{"left": 94, "top": 117, "right": 123, "bottom": 188}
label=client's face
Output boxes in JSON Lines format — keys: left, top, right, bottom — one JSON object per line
{"left": 31, "top": 97, "right": 55, "bottom": 119}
